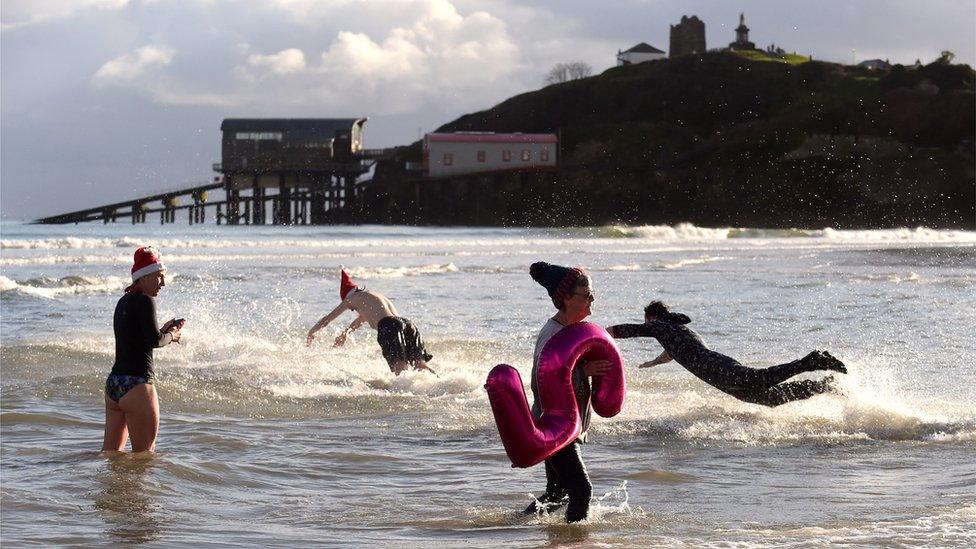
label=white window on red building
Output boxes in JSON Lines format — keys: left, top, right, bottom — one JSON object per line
{"left": 502, "top": 150, "right": 512, "bottom": 162}
{"left": 521, "top": 150, "right": 531, "bottom": 161}
{"left": 477, "top": 150, "right": 486, "bottom": 163}
{"left": 443, "top": 153, "right": 453, "bottom": 166}
{"left": 540, "top": 149, "right": 549, "bottom": 162}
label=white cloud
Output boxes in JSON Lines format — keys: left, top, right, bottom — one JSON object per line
{"left": 93, "top": 45, "right": 175, "bottom": 84}
{"left": 73, "top": 0, "right": 524, "bottom": 115}
{"left": 247, "top": 48, "right": 307, "bottom": 74}
{"left": 1, "top": 0, "right": 130, "bottom": 31}
{"left": 266, "top": 0, "right": 358, "bottom": 22}
{"left": 320, "top": 30, "right": 427, "bottom": 79}
{"left": 240, "top": 0, "right": 524, "bottom": 113}
{"left": 91, "top": 44, "right": 235, "bottom": 106}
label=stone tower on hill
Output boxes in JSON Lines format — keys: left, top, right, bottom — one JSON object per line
{"left": 670, "top": 15, "right": 706, "bottom": 57}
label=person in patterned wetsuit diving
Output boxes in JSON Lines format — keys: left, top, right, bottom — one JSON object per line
{"left": 607, "top": 301, "right": 847, "bottom": 407}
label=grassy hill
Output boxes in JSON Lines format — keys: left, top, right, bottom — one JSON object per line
{"left": 382, "top": 52, "right": 974, "bottom": 228}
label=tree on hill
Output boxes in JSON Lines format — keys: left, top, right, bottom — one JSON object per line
{"left": 545, "top": 61, "right": 592, "bottom": 85}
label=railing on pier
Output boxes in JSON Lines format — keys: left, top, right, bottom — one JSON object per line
{"left": 32, "top": 182, "right": 224, "bottom": 225}
{"left": 32, "top": 177, "right": 364, "bottom": 226}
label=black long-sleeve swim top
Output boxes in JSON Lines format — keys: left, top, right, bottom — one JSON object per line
{"left": 110, "top": 292, "right": 173, "bottom": 379}
{"left": 606, "top": 313, "right": 713, "bottom": 368}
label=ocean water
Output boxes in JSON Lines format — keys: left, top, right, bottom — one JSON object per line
{"left": 2, "top": 221, "right": 974, "bottom": 547}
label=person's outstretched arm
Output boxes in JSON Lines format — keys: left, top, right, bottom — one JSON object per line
{"left": 412, "top": 362, "right": 438, "bottom": 376}
{"left": 333, "top": 315, "right": 366, "bottom": 347}
{"left": 606, "top": 323, "right": 663, "bottom": 339}
{"left": 307, "top": 301, "right": 350, "bottom": 346}
{"left": 639, "top": 350, "right": 671, "bottom": 368}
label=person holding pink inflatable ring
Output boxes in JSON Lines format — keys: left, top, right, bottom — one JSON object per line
{"left": 522, "top": 261, "right": 611, "bottom": 523}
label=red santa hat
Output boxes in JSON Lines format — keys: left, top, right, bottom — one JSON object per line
{"left": 131, "top": 246, "right": 166, "bottom": 281}
{"left": 125, "top": 246, "right": 166, "bottom": 292}
{"left": 340, "top": 266, "right": 359, "bottom": 300}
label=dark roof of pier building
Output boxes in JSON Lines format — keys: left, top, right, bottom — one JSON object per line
{"left": 220, "top": 118, "right": 367, "bottom": 140}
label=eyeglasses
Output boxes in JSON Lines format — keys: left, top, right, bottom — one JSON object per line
{"left": 573, "top": 291, "right": 595, "bottom": 301}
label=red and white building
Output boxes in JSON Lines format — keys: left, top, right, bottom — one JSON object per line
{"left": 423, "top": 133, "right": 558, "bottom": 177}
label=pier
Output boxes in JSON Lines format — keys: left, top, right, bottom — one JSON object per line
{"left": 33, "top": 182, "right": 224, "bottom": 225}
{"left": 31, "top": 178, "right": 370, "bottom": 225}
{"left": 34, "top": 118, "right": 386, "bottom": 225}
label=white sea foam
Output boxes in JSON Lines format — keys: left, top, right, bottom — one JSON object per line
{"left": 4, "top": 225, "right": 973, "bottom": 252}
{"left": 615, "top": 223, "right": 734, "bottom": 240}
{"left": 344, "top": 263, "right": 460, "bottom": 278}
{"left": 889, "top": 272, "right": 922, "bottom": 283}
{"left": 0, "top": 236, "right": 145, "bottom": 250}
{"left": 0, "top": 254, "right": 130, "bottom": 267}
{"left": 724, "top": 504, "right": 976, "bottom": 547}
{"left": 661, "top": 255, "right": 732, "bottom": 269}
{"left": 600, "top": 355, "right": 976, "bottom": 445}
{"left": 822, "top": 227, "right": 976, "bottom": 242}
{"left": 0, "top": 274, "right": 129, "bottom": 298}
{"left": 605, "top": 263, "right": 643, "bottom": 271}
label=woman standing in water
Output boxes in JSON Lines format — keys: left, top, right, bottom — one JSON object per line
{"left": 102, "top": 246, "right": 182, "bottom": 454}
{"left": 523, "top": 261, "right": 611, "bottom": 523}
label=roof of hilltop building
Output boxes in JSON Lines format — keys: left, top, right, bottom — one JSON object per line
{"left": 426, "top": 133, "right": 558, "bottom": 143}
{"left": 622, "top": 42, "right": 665, "bottom": 54}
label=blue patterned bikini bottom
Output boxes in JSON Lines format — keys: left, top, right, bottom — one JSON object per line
{"left": 105, "top": 374, "right": 151, "bottom": 403}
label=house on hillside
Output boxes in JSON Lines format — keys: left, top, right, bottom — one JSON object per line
{"left": 616, "top": 43, "right": 666, "bottom": 66}
{"left": 423, "top": 133, "right": 558, "bottom": 177}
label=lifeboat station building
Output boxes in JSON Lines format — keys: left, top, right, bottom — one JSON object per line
{"left": 423, "top": 133, "right": 558, "bottom": 177}
{"left": 215, "top": 118, "right": 369, "bottom": 224}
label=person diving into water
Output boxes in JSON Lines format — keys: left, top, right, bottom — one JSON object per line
{"left": 307, "top": 267, "right": 436, "bottom": 376}
{"left": 607, "top": 301, "right": 847, "bottom": 407}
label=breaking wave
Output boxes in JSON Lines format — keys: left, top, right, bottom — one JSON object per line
{"left": 0, "top": 275, "right": 129, "bottom": 299}
{"left": 4, "top": 225, "right": 973, "bottom": 252}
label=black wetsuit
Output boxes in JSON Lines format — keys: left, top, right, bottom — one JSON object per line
{"left": 110, "top": 292, "right": 172, "bottom": 381}
{"left": 608, "top": 313, "right": 843, "bottom": 407}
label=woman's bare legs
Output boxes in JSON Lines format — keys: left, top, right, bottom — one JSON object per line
{"left": 102, "top": 395, "right": 129, "bottom": 452}
{"left": 118, "top": 383, "right": 160, "bottom": 453}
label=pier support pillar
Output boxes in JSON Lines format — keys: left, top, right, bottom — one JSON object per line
{"left": 310, "top": 184, "right": 328, "bottom": 224}
{"left": 277, "top": 188, "right": 291, "bottom": 224}
{"left": 227, "top": 189, "right": 240, "bottom": 225}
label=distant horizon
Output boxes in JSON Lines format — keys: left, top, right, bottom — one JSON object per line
{"left": 3, "top": 0, "right": 974, "bottom": 219}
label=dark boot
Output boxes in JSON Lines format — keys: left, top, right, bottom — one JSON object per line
{"left": 523, "top": 491, "right": 567, "bottom": 515}
{"left": 564, "top": 481, "right": 592, "bottom": 523}
{"left": 819, "top": 351, "right": 847, "bottom": 374}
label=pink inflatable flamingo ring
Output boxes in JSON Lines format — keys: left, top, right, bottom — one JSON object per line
{"left": 484, "top": 322, "right": 626, "bottom": 468}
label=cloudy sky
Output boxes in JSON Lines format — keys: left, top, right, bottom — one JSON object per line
{"left": 2, "top": 0, "right": 974, "bottom": 219}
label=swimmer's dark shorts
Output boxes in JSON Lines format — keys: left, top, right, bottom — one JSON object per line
{"left": 376, "top": 316, "right": 433, "bottom": 369}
